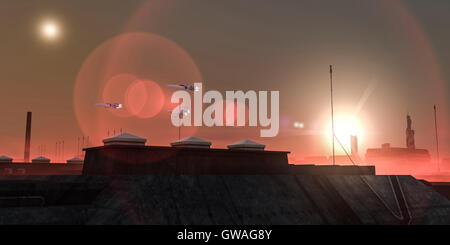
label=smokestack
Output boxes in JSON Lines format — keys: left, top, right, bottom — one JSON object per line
{"left": 24, "top": 112, "right": 32, "bottom": 162}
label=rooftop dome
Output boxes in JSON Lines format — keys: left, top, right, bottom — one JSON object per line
{"left": 102, "top": 132, "right": 147, "bottom": 146}
{"left": 227, "top": 139, "right": 265, "bottom": 151}
{"left": 0, "top": 155, "right": 13, "bottom": 162}
{"left": 32, "top": 156, "right": 51, "bottom": 163}
{"left": 170, "top": 136, "right": 212, "bottom": 149}
{"left": 67, "top": 157, "right": 84, "bottom": 164}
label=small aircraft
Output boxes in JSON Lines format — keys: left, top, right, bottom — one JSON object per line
{"left": 95, "top": 103, "right": 123, "bottom": 109}
{"left": 168, "top": 84, "right": 200, "bottom": 92}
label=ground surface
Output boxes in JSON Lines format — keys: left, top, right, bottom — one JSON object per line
{"left": 0, "top": 175, "right": 449, "bottom": 225}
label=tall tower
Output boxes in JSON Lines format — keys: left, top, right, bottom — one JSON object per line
{"left": 406, "top": 114, "right": 415, "bottom": 150}
{"left": 351, "top": 135, "right": 358, "bottom": 157}
{"left": 24, "top": 112, "right": 32, "bottom": 162}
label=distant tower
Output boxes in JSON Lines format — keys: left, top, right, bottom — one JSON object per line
{"left": 406, "top": 114, "right": 415, "bottom": 150}
{"left": 24, "top": 112, "right": 32, "bottom": 162}
{"left": 351, "top": 135, "right": 358, "bottom": 157}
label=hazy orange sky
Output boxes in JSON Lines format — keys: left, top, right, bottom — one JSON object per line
{"left": 0, "top": 0, "right": 448, "bottom": 162}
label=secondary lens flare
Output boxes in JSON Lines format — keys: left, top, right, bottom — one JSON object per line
{"left": 73, "top": 32, "right": 203, "bottom": 146}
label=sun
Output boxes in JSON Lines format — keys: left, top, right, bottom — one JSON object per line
{"left": 40, "top": 20, "right": 60, "bottom": 40}
{"left": 325, "top": 114, "right": 364, "bottom": 153}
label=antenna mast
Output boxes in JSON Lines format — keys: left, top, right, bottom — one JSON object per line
{"left": 330, "top": 65, "right": 336, "bottom": 165}
{"left": 434, "top": 105, "right": 440, "bottom": 172}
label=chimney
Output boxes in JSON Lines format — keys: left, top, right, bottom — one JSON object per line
{"left": 24, "top": 112, "right": 32, "bottom": 163}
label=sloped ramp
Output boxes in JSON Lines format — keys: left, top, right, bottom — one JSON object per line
{"left": 0, "top": 175, "right": 448, "bottom": 225}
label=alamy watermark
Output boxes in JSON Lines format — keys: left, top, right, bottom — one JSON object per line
{"left": 170, "top": 83, "right": 279, "bottom": 137}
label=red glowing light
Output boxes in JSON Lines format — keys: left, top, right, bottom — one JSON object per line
{"left": 125, "top": 80, "right": 164, "bottom": 118}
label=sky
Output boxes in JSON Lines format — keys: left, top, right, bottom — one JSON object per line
{"left": 0, "top": 0, "right": 449, "bottom": 165}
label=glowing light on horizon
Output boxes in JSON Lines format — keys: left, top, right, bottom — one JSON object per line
{"left": 325, "top": 115, "right": 364, "bottom": 154}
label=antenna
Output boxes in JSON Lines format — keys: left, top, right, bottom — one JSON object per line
{"left": 330, "top": 65, "right": 336, "bottom": 165}
{"left": 434, "top": 105, "right": 440, "bottom": 172}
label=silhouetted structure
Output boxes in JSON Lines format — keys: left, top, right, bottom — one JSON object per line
{"left": 406, "top": 114, "right": 415, "bottom": 150}
{"left": 295, "top": 135, "right": 363, "bottom": 165}
{"left": 366, "top": 143, "right": 430, "bottom": 162}
{"left": 24, "top": 112, "right": 32, "bottom": 162}
{"left": 82, "top": 133, "right": 375, "bottom": 175}
{"left": 365, "top": 115, "right": 431, "bottom": 174}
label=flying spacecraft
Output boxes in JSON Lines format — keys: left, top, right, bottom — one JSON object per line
{"left": 95, "top": 103, "right": 123, "bottom": 109}
{"left": 168, "top": 84, "right": 200, "bottom": 92}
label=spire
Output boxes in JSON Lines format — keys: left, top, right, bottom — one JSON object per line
{"left": 406, "top": 114, "right": 415, "bottom": 150}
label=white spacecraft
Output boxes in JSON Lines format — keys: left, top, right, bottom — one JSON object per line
{"left": 95, "top": 103, "right": 123, "bottom": 109}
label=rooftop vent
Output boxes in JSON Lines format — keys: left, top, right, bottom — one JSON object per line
{"left": 170, "top": 136, "right": 212, "bottom": 149}
{"left": 102, "top": 132, "right": 147, "bottom": 146}
{"left": 32, "top": 156, "right": 51, "bottom": 163}
{"left": 0, "top": 155, "right": 13, "bottom": 163}
{"left": 227, "top": 139, "right": 265, "bottom": 151}
{"left": 67, "top": 157, "right": 84, "bottom": 164}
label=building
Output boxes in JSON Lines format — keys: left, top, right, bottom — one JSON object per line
{"left": 365, "top": 115, "right": 431, "bottom": 174}
{"left": 83, "top": 133, "right": 291, "bottom": 175}
{"left": 366, "top": 143, "right": 430, "bottom": 162}
{"left": 82, "top": 132, "right": 374, "bottom": 175}
{"left": 294, "top": 135, "right": 363, "bottom": 165}
{"left": 406, "top": 114, "right": 415, "bottom": 150}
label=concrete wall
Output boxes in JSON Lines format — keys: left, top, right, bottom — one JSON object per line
{"left": 83, "top": 145, "right": 290, "bottom": 175}
{"left": 82, "top": 145, "right": 375, "bottom": 175}
{"left": 0, "top": 163, "right": 82, "bottom": 175}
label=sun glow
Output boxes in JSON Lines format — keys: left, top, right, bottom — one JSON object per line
{"left": 325, "top": 115, "right": 364, "bottom": 153}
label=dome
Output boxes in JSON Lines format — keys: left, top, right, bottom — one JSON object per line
{"left": 227, "top": 139, "right": 265, "bottom": 151}
{"left": 67, "top": 157, "right": 84, "bottom": 164}
{"left": 170, "top": 136, "right": 212, "bottom": 149}
{"left": 102, "top": 132, "right": 147, "bottom": 146}
{"left": 0, "top": 155, "right": 13, "bottom": 163}
{"left": 32, "top": 156, "right": 51, "bottom": 163}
